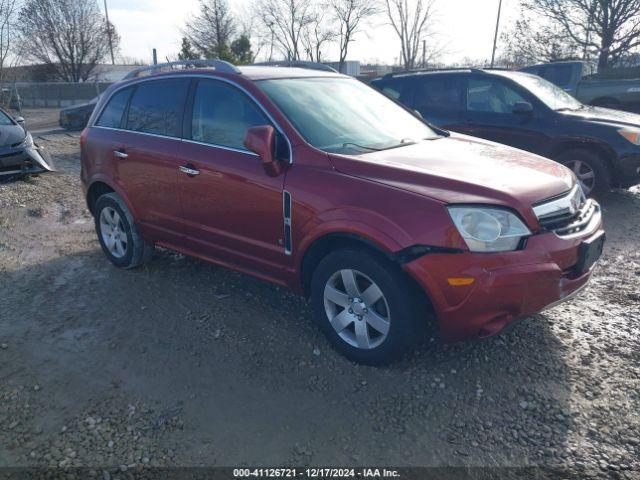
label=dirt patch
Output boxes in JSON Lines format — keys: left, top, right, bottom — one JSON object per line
{"left": 0, "top": 126, "right": 639, "bottom": 477}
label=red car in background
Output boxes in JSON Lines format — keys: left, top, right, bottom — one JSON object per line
{"left": 80, "top": 61, "right": 605, "bottom": 364}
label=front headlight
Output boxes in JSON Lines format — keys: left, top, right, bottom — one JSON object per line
{"left": 618, "top": 128, "right": 640, "bottom": 145}
{"left": 448, "top": 206, "right": 531, "bottom": 252}
{"left": 13, "top": 132, "right": 34, "bottom": 149}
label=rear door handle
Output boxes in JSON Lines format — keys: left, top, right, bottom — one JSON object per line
{"left": 113, "top": 150, "right": 128, "bottom": 159}
{"left": 179, "top": 165, "right": 200, "bottom": 176}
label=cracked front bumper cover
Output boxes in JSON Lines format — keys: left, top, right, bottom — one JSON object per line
{"left": 0, "top": 144, "right": 54, "bottom": 176}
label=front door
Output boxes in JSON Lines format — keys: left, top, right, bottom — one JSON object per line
{"left": 463, "top": 76, "right": 549, "bottom": 155}
{"left": 176, "top": 79, "right": 288, "bottom": 280}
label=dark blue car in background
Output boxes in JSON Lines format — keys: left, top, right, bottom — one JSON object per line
{"left": 372, "top": 69, "right": 640, "bottom": 196}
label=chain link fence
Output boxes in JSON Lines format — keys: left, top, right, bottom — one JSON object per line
{"left": 7, "top": 82, "right": 113, "bottom": 108}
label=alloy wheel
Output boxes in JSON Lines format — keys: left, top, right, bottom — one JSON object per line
{"left": 99, "top": 207, "right": 128, "bottom": 259}
{"left": 564, "top": 159, "right": 596, "bottom": 195}
{"left": 323, "top": 269, "right": 391, "bottom": 349}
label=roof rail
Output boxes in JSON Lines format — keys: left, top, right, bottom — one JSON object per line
{"left": 123, "top": 59, "right": 241, "bottom": 79}
{"left": 252, "top": 60, "right": 338, "bottom": 73}
{"left": 382, "top": 67, "right": 486, "bottom": 78}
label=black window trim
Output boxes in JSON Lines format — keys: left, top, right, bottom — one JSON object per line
{"left": 91, "top": 74, "right": 293, "bottom": 164}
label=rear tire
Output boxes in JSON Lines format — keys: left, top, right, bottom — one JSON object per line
{"left": 94, "top": 193, "right": 154, "bottom": 269}
{"left": 556, "top": 149, "right": 612, "bottom": 197}
{"left": 310, "top": 248, "right": 427, "bottom": 365}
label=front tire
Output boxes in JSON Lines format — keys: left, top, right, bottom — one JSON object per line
{"left": 310, "top": 248, "right": 427, "bottom": 365}
{"left": 556, "top": 149, "right": 612, "bottom": 197}
{"left": 94, "top": 193, "right": 154, "bottom": 269}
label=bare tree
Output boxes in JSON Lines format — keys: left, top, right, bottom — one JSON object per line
{"left": 257, "top": 0, "right": 316, "bottom": 60}
{"left": 184, "top": 0, "right": 236, "bottom": 61}
{"left": 331, "top": 0, "right": 378, "bottom": 72}
{"left": 384, "top": 0, "right": 437, "bottom": 69}
{"left": 529, "top": 0, "right": 640, "bottom": 71}
{"left": 499, "top": 9, "right": 582, "bottom": 68}
{"left": 17, "top": 0, "right": 119, "bottom": 82}
{"left": 0, "top": 0, "right": 19, "bottom": 85}
{"left": 302, "top": 10, "right": 335, "bottom": 62}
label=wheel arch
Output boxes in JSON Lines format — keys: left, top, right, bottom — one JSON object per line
{"left": 300, "top": 233, "right": 398, "bottom": 298}
{"left": 549, "top": 139, "right": 618, "bottom": 183}
{"left": 298, "top": 232, "right": 435, "bottom": 308}
{"left": 86, "top": 180, "right": 115, "bottom": 215}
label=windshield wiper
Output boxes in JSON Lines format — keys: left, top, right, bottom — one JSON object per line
{"left": 377, "top": 138, "right": 417, "bottom": 151}
{"left": 342, "top": 138, "right": 418, "bottom": 153}
{"left": 342, "top": 142, "right": 383, "bottom": 152}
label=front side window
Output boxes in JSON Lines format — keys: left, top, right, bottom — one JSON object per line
{"left": 259, "top": 77, "right": 438, "bottom": 155}
{"left": 467, "top": 78, "right": 527, "bottom": 114}
{"left": 126, "top": 79, "right": 188, "bottom": 137}
{"left": 96, "top": 88, "right": 131, "bottom": 128}
{"left": 189, "top": 80, "right": 270, "bottom": 151}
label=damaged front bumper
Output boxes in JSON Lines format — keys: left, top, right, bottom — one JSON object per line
{"left": 0, "top": 143, "right": 55, "bottom": 177}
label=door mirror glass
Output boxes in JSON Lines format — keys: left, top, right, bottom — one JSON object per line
{"left": 513, "top": 101, "right": 533, "bottom": 114}
{"left": 244, "top": 125, "right": 281, "bottom": 176}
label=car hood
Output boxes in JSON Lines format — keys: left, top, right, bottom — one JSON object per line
{"left": 0, "top": 124, "right": 26, "bottom": 147}
{"left": 563, "top": 105, "right": 640, "bottom": 127}
{"left": 329, "top": 133, "right": 574, "bottom": 216}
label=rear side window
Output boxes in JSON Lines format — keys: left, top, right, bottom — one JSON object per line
{"left": 189, "top": 80, "right": 270, "bottom": 151}
{"left": 408, "top": 75, "right": 465, "bottom": 111}
{"left": 126, "top": 79, "right": 188, "bottom": 137}
{"left": 96, "top": 88, "right": 132, "bottom": 128}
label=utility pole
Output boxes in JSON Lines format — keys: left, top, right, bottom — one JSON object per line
{"left": 103, "top": 0, "right": 115, "bottom": 65}
{"left": 490, "top": 0, "right": 503, "bottom": 68}
{"left": 422, "top": 40, "right": 426, "bottom": 68}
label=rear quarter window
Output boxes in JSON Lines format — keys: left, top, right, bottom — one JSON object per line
{"left": 96, "top": 88, "right": 132, "bottom": 128}
{"left": 126, "top": 79, "right": 189, "bottom": 137}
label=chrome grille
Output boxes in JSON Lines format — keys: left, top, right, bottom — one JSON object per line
{"left": 533, "top": 185, "right": 600, "bottom": 238}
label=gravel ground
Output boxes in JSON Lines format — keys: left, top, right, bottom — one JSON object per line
{"left": 0, "top": 111, "right": 639, "bottom": 478}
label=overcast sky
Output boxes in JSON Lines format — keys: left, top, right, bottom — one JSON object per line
{"left": 104, "top": 0, "right": 521, "bottom": 65}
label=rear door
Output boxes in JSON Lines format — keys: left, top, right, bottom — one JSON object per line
{"left": 402, "top": 74, "right": 466, "bottom": 129}
{"left": 463, "top": 75, "right": 549, "bottom": 154}
{"left": 176, "top": 78, "right": 288, "bottom": 280}
{"left": 114, "top": 78, "right": 190, "bottom": 244}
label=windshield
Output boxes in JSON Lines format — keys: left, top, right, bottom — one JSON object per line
{"left": 0, "top": 109, "right": 14, "bottom": 125}
{"left": 259, "top": 77, "right": 438, "bottom": 154}
{"left": 511, "top": 73, "right": 583, "bottom": 111}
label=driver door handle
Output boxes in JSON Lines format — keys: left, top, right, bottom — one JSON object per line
{"left": 113, "top": 150, "right": 128, "bottom": 159}
{"left": 179, "top": 165, "right": 200, "bottom": 176}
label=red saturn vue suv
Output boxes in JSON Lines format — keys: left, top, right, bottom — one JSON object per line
{"left": 80, "top": 60, "right": 605, "bottom": 365}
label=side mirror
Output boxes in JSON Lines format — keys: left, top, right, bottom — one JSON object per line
{"left": 513, "top": 101, "right": 533, "bottom": 115}
{"left": 14, "top": 116, "right": 25, "bottom": 124}
{"left": 244, "top": 125, "right": 281, "bottom": 177}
